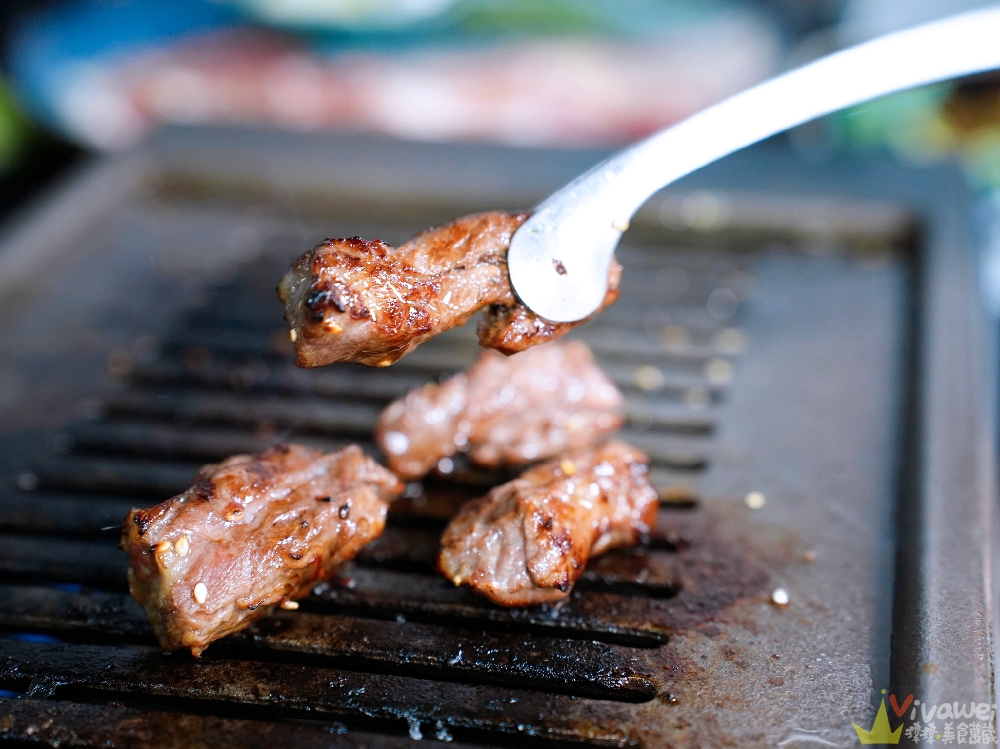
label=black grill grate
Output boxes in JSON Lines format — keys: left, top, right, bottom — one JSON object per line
{"left": 0, "top": 188, "right": 753, "bottom": 747}
{"left": 1, "top": 128, "right": 960, "bottom": 748}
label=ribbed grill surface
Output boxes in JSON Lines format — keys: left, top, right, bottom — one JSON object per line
{"left": 0, "top": 226, "right": 758, "bottom": 746}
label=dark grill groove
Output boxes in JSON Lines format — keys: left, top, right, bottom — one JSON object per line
{"left": 0, "top": 639, "right": 643, "bottom": 746}
{"left": 0, "top": 585, "right": 656, "bottom": 702}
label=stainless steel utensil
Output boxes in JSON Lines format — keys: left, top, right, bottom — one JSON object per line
{"left": 507, "top": 4, "right": 1000, "bottom": 322}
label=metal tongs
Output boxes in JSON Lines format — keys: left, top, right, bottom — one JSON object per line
{"left": 508, "top": 5, "right": 1000, "bottom": 323}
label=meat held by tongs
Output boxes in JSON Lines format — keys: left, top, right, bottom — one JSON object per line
{"left": 278, "top": 211, "right": 621, "bottom": 367}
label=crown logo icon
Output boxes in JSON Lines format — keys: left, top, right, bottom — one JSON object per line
{"left": 853, "top": 699, "right": 903, "bottom": 745}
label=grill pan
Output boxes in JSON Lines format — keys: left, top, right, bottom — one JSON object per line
{"left": 0, "top": 127, "right": 995, "bottom": 747}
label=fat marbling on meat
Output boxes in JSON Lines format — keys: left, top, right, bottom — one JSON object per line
{"left": 121, "top": 444, "right": 403, "bottom": 655}
{"left": 375, "top": 341, "right": 624, "bottom": 480}
{"left": 278, "top": 211, "right": 621, "bottom": 367}
{"left": 438, "top": 440, "right": 658, "bottom": 606}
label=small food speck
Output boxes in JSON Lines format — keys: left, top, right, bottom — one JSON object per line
{"left": 174, "top": 536, "right": 190, "bottom": 556}
{"left": 559, "top": 460, "right": 577, "bottom": 476}
{"left": 154, "top": 540, "right": 172, "bottom": 555}
{"left": 713, "top": 327, "right": 746, "bottom": 355}
{"left": 683, "top": 385, "right": 711, "bottom": 409}
{"left": 289, "top": 329, "right": 297, "bottom": 343}
{"left": 661, "top": 325, "right": 688, "bottom": 351}
{"left": 633, "top": 364, "right": 665, "bottom": 391}
{"left": 193, "top": 583, "right": 208, "bottom": 605}
{"left": 280, "top": 600, "right": 299, "bottom": 610}
{"left": 705, "top": 357, "right": 735, "bottom": 385}
{"left": 552, "top": 259, "right": 568, "bottom": 275}
{"left": 770, "top": 587, "right": 790, "bottom": 607}
{"left": 745, "top": 491, "right": 766, "bottom": 510}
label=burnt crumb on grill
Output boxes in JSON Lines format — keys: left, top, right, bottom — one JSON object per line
{"left": 438, "top": 440, "right": 658, "bottom": 606}
{"left": 121, "top": 443, "right": 403, "bottom": 656}
{"left": 278, "top": 211, "right": 621, "bottom": 367}
{"left": 375, "top": 341, "right": 624, "bottom": 480}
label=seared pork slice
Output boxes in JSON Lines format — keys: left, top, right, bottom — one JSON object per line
{"left": 278, "top": 211, "right": 621, "bottom": 367}
{"left": 376, "top": 341, "right": 623, "bottom": 480}
{"left": 438, "top": 441, "right": 658, "bottom": 606}
{"left": 121, "top": 444, "right": 403, "bottom": 655}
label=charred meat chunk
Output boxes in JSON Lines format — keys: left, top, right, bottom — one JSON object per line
{"left": 121, "top": 444, "right": 403, "bottom": 655}
{"left": 376, "top": 341, "right": 623, "bottom": 480}
{"left": 278, "top": 211, "right": 621, "bottom": 367}
{"left": 438, "top": 441, "right": 658, "bottom": 606}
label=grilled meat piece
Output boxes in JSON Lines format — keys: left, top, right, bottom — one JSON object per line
{"left": 376, "top": 341, "right": 624, "bottom": 480}
{"left": 278, "top": 211, "right": 621, "bottom": 367}
{"left": 121, "top": 444, "right": 403, "bottom": 655}
{"left": 438, "top": 441, "right": 658, "bottom": 606}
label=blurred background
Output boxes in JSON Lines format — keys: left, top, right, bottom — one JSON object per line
{"left": 0, "top": 0, "right": 998, "bottom": 222}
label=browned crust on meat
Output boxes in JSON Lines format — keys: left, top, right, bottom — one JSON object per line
{"left": 437, "top": 441, "right": 658, "bottom": 606}
{"left": 375, "top": 341, "right": 624, "bottom": 480}
{"left": 279, "top": 212, "right": 621, "bottom": 367}
{"left": 121, "top": 444, "right": 403, "bottom": 655}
